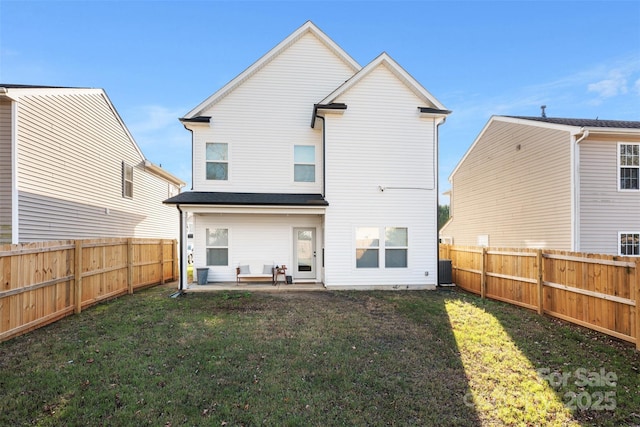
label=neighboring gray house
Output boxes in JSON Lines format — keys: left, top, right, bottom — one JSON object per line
{"left": 0, "top": 85, "right": 185, "bottom": 243}
{"left": 440, "top": 115, "right": 640, "bottom": 256}
{"left": 165, "top": 21, "right": 450, "bottom": 290}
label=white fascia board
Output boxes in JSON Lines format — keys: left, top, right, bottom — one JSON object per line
{"left": 143, "top": 160, "right": 186, "bottom": 187}
{"left": 175, "top": 205, "right": 327, "bottom": 215}
{"left": 319, "top": 52, "right": 448, "bottom": 111}
{"left": 183, "top": 21, "right": 361, "bottom": 119}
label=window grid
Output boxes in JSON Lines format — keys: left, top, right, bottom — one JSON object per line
{"left": 122, "top": 162, "right": 133, "bottom": 198}
{"left": 619, "top": 143, "right": 639, "bottom": 190}
{"left": 619, "top": 232, "right": 639, "bottom": 256}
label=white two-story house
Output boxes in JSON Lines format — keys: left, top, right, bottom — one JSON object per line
{"left": 440, "top": 115, "right": 640, "bottom": 256}
{"left": 165, "top": 21, "right": 450, "bottom": 290}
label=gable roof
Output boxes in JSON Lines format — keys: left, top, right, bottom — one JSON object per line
{"left": 504, "top": 116, "right": 640, "bottom": 129}
{"left": 448, "top": 114, "right": 640, "bottom": 182}
{"left": 317, "top": 52, "right": 449, "bottom": 113}
{"left": 0, "top": 84, "right": 185, "bottom": 187}
{"left": 182, "top": 21, "right": 361, "bottom": 119}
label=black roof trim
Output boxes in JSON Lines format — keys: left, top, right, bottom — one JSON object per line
{"left": 311, "top": 103, "right": 348, "bottom": 128}
{"left": 164, "top": 192, "right": 328, "bottom": 207}
{"left": 504, "top": 116, "right": 640, "bottom": 129}
{"left": 0, "top": 83, "right": 77, "bottom": 89}
{"left": 179, "top": 116, "right": 211, "bottom": 123}
{"left": 419, "top": 107, "right": 452, "bottom": 115}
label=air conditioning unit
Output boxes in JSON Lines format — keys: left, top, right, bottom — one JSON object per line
{"left": 438, "top": 259, "right": 453, "bottom": 286}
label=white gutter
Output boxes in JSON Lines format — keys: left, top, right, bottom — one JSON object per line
{"left": 571, "top": 128, "right": 590, "bottom": 251}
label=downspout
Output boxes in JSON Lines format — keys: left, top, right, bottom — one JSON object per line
{"left": 11, "top": 97, "right": 19, "bottom": 244}
{"left": 572, "top": 128, "right": 589, "bottom": 252}
{"left": 435, "top": 116, "right": 447, "bottom": 286}
{"left": 176, "top": 204, "right": 185, "bottom": 292}
{"left": 315, "top": 114, "right": 326, "bottom": 197}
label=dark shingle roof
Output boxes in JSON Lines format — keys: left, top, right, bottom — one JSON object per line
{"left": 164, "top": 192, "right": 328, "bottom": 206}
{"left": 505, "top": 116, "right": 640, "bottom": 129}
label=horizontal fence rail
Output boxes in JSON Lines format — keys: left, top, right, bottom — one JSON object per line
{"left": 440, "top": 245, "right": 640, "bottom": 351}
{"left": 0, "top": 238, "right": 178, "bottom": 343}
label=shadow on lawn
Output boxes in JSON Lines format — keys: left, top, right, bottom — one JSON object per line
{"left": 380, "top": 289, "right": 483, "bottom": 426}
{"left": 458, "top": 289, "right": 640, "bottom": 426}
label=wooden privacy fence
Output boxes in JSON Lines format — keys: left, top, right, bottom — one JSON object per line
{"left": 0, "top": 238, "right": 178, "bottom": 343}
{"left": 440, "top": 245, "right": 640, "bottom": 351}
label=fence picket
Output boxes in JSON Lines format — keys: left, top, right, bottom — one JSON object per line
{"left": 0, "top": 238, "right": 178, "bottom": 343}
{"left": 440, "top": 244, "right": 638, "bottom": 350}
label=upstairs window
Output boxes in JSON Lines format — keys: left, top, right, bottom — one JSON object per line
{"left": 294, "top": 145, "right": 315, "bottom": 182}
{"left": 618, "top": 143, "right": 639, "bottom": 190}
{"left": 620, "top": 232, "right": 639, "bottom": 256}
{"left": 122, "top": 162, "right": 133, "bottom": 198}
{"left": 206, "top": 228, "right": 229, "bottom": 266}
{"left": 206, "top": 143, "right": 228, "bottom": 180}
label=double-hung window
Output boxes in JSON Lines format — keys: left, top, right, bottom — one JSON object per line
{"left": 619, "top": 232, "right": 639, "bottom": 256}
{"left": 206, "top": 228, "right": 229, "bottom": 266}
{"left": 618, "top": 143, "right": 639, "bottom": 190}
{"left": 356, "top": 227, "right": 379, "bottom": 268}
{"left": 206, "top": 143, "right": 228, "bottom": 180}
{"left": 294, "top": 145, "right": 315, "bottom": 182}
{"left": 356, "top": 227, "right": 409, "bottom": 268}
{"left": 385, "top": 227, "right": 408, "bottom": 268}
{"left": 122, "top": 162, "right": 133, "bottom": 198}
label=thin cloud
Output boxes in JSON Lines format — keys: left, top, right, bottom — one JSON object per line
{"left": 588, "top": 70, "right": 629, "bottom": 98}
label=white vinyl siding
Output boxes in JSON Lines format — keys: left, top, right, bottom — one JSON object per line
{"left": 441, "top": 119, "right": 573, "bottom": 249}
{"left": 191, "top": 32, "right": 354, "bottom": 193}
{"left": 323, "top": 64, "right": 438, "bottom": 288}
{"left": 11, "top": 89, "right": 181, "bottom": 241}
{"left": 579, "top": 139, "right": 640, "bottom": 254}
{"left": 193, "top": 213, "right": 322, "bottom": 282}
{"left": 0, "top": 100, "right": 12, "bottom": 243}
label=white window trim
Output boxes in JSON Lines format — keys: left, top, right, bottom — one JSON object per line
{"left": 618, "top": 231, "right": 640, "bottom": 257}
{"left": 206, "top": 142, "right": 229, "bottom": 181}
{"left": 205, "top": 227, "right": 230, "bottom": 266}
{"left": 355, "top": 226, "right": 409, "bottom": 269}
{"left": 385, "top": 227, "right": 408, "bottom": 269}
{"left": 617, "top": 142, "right": 639, "bottom": 192}
{"left": 293, "top": 144, "right": 316, "bottom": 183}
{"left": 122, "top": 162, "right": 133, "bottom": 199}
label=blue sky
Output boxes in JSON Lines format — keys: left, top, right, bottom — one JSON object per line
{"left": 2, "top": 1, "right": 639, "bottom": 203}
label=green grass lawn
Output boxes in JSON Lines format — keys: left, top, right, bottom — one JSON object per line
{"left": 0, "top": 285, "right": 638, "bottom": 426}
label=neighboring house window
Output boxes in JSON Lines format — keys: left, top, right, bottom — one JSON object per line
{"left": 618, "top": 143, "right": 639, "bottom": 190}
{"left": 619, "top": 232, "right": 639, "bottom": 256}
{"left": 356, "top": 227, "right": 379, "bottom": 268}
{"left": 294, "top": 145, "right": 315, "bottom": 182}
{"left": 122, "top": 162, "right": 133, "bottom": 198}
{"left": 206, "top": 228, "right": 229, "bottom": 266}
{"left": 385, "top": 227, "right": 408, "bottom": 268}
{"left": 206, "top": 143, "right": 228, "bottom": 180}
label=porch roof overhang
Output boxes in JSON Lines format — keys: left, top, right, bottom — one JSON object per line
{"left": 164, "top": 191, "right": 328, "bottom": 214}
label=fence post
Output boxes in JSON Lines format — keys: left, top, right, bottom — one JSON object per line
{"left": 74, "top": 240, "right": 82, "bottom": 314}
{"left": 481, "top": 247, "right": 487, "bottom": 299}
{"left": 537, "top": 249, "right": 544, "bottom": 315}
{"left": 159, "top": 240, "right": 165, "bottom": 285}
{"left": 636, "top": 259, "right": 640, "bottom": 351}
{"left": 173, "top": 239, "right": 179, "bottom": 281}
{"left": 127, "top": 238, "right": 134, "bottom": 294}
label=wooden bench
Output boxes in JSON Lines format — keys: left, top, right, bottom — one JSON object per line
{"left": 236, "top": 263, "right": 275, "bottom": 284}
